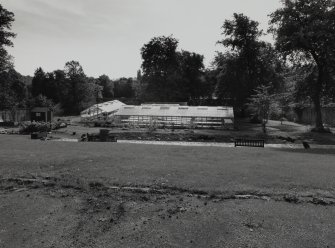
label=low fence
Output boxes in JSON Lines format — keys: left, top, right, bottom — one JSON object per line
{"left": 0, "top": 109, "right": 30, "bottom": 123}
{"left": 297, "top": 107, "right": 335, "bottom": 126}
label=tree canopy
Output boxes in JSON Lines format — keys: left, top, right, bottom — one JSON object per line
{"left": 0, "top": 69, "right": 27, "bottom": 111}
{"left": 97, "top": 75, "right": 114, "bottom": 100}
{"left": 31, "top": 61, "right": 101, "bottom": 115}
{"left": 215, "top": 13, "right": 284, "bottom": 115}
{"left": 0, "top": 4, "right": 15, "bottom": 72}
{"left": 140, "top": 36, "right": 206, "bottom": 103}
{"left": 247, "top": 84, "right": 275, "bottom": 133}
{"left": 0, "top": 4, "right": 26, "bottom": 113}
{"left": 140, "top": 36, "right": 179, "bottom": 101}
{"left": 269, "top": 0, "right": 335, "bottom": 130}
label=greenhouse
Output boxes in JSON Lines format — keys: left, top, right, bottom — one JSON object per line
{"left": 112, "top": 104, "right": 234, "bottom": 129}
{"left": 80, "top": 100, "right": 125, "bottom": 121}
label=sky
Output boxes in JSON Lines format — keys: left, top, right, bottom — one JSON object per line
{"left": 2, "top": 0, "right": 283, "bottom": 79}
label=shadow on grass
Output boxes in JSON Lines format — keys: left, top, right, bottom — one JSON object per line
{"left": 278, "top": 148, "right": 335, "bottom": 155}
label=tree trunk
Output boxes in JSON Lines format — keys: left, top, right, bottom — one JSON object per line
{"left": 313, "top": 67, "right": 324, "bottom": 131}
{"left": 313, "top": 94, "right": 323, "bottom": 130}
{"left": 310, "top": 52, "right": 325, "bottom": 132}
{"left": 262, "top": 121, "right": 266, "bottom": 134}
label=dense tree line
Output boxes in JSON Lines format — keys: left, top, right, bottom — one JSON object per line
{"left": 1, "top": 1, "right": 335, "bottom": 130}
{"left": 30, "top": 66, "right": 139, "bottom": 114}
{"left": 31, "top": 62, "right": 102, "bottom": 115}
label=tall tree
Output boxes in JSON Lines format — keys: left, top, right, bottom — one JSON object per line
{"left": 141, "top": 36, "right": 179, "bottom": 101}
{"left": 52, "top": 69, "right": 68, "bottom": 105}
{"left": 97, "top": 74, "right": 114, "bottom": 100}
{"left": 269, "top": 0, "right": 335, "bottom": 131}
{"left": 177, "top": 51, "right": 205, "bottom": 104}
{"left": 0, "top": 69, "right": 27, "bottom": 116}
{"left": 140, "top": 36, "right": 206, "bottom": 103}
{"left": 0, "top": 5, "right": 27, "bottom": 114}
{"left": 31, "top": 67, "right": 47, "bottom": 97}
{"left": 215, "top": 13, "right": 284, "bottom": 114}
{"left": 114, "top": 78, "right": 134, "bottom": 98}
{"left": 63, "top": 61, "right": 95, "bottom": 114}
{"left": 0, "top": 4, "right": 16, "bottom": 72}
{"left": 219, "top": 13, "right": 263, "bottom": 61}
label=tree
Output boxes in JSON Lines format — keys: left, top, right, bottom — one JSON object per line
{"left": 31, "top": 68, "right": 60, "bottom": 103}
{"left": 219, "top": 13, "right": 263, "bottom": 59}
{"left": 269, "top": 0, "right": 335, "bottom": 131}
{"left": 215, "top": 13, "right": 284, "bottom": 114}
{"left": 177, "top": 51, "right": 205, "bottom": 104}
{"left": 0, "top": 4, "right": 15, "bottom": 72}
{"left": 140, "top": 36, "right": 206, "bottom": 103}
{"left": 0, "top": 69, "right": 27, "bottom": 120}
{"left": 0, "top": 46, "right": 13, "bottom": 72}
{"left": 247, "top": 84, "right": 275, "bottom": 133}
{"left": 214, "top": 52, "right": 247, "bottom": 108}
{"left": 30, "top": 63, "right": 101, "bottom": 115}
{"left": 52, "top": 69, "right": 68, "bottom": 105}
{"left": 97, "top": 75, "right": 114, "bottom": 100}
{"left": 275, "top": 92, "right": 293, "bottom": 124}
{"left": 0, "top": 4, "right": 26, "bottom": 115}
{"left": 28, "top": 94, "right": 54, "bottom": 109}
{"left": 202, "top": 69, "right": 220, "bottom": 105}
{"left": 114, "top": 78, "right": 134, "bottom": 98}
{"left": 140, "top": 36, "right": 179, "bottom": 101}
{"left": 63, "top": 61, "right": 93, "bottom": 114}
{"left": 31, "top": 67, "right": 47, "bottom": 97}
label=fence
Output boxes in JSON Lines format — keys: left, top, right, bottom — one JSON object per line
{"left": 298, "top": 107, "right": 335, "bottom": 126}
{"left": 0, "top": 109, "right": 30, "bottom": 123}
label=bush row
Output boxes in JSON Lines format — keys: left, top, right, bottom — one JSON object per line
{"left": 19, "top": 121, "right": 67, "bottom": 134}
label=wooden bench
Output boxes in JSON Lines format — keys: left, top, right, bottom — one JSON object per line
{"left": 87, "top": 133, "right": 117, "bottom": 142}
{"left": 234, "top": 139, "right": 265, "bottom": 148}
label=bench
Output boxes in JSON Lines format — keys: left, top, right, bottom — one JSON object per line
{"left": 234, "top": 138, "right": 265, "bottom": 148}
{"left": 86, "top": 133, "right": 117, "bottom": 142}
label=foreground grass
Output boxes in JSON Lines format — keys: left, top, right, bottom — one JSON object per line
{"left": 1, "top": 135, "right": 335, "bottom": 194}
{"left": 1, "top": 135, "right": 335, "bottom": 248}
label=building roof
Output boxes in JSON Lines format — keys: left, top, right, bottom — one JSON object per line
{"left": 80, "top": 100, "right": 125, "bottom": 118}
{"left": 114, "top": 105, "right": 234, "bottom": 118}
{"left": 31, "top": 107, "right": 51, "bottom": 112}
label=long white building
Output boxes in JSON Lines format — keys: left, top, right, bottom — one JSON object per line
{"left": 81, "top": 101, "right": 234, "bottom": 129}
{"left": 113, "top": 104, "right": 234, "bottom": 129}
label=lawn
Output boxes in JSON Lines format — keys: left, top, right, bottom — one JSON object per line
{"left": 0, "top": 135, "right": 335, "bottom": 247}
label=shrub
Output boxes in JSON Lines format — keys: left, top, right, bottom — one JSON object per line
{"left": 19, "top": 121, "right": 51, "bottom": 134}
{"left": 19, "top": 121, "right": 66, "bottom": 134}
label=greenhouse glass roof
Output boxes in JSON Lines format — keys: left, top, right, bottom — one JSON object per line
{"left": 114, "top": 105, "right": 234, "bottom": 118}
{"left": 80, "top": 100, "right": 125, "bottom": 118}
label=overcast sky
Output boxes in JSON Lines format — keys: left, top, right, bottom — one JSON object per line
{"left": 2, "top": 0, "right": 282, "bottom": 79}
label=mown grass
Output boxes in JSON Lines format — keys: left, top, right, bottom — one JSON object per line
{"left": 0, "top": 135, "right": 335, "bottom": 195}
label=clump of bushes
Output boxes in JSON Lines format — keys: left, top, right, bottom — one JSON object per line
{"left": 20, "top": 122, "right": 51, "bottom": 133}
{"left": 19, "top": 121, "right": 67, "bottom": 134}
{"left": 147, "top": 121, "right": 158, "bottom": 133}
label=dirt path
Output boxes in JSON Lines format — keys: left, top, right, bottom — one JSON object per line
{"left": 1, "top": 175, "right": 335, "bottom": 248}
